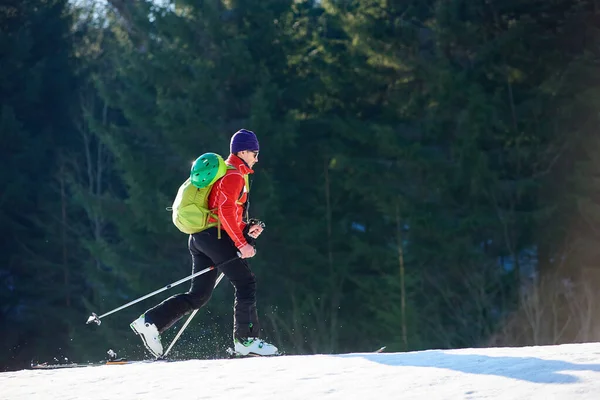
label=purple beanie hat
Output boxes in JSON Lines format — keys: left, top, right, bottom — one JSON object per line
{"left": 230, "top": 129, "right": 260, "bottom": 154}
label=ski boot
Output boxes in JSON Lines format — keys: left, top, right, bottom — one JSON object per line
{"left": 232, "top": 337, "right": 279, "bottom": 357}
{"left": 130, "top": 314, "right": 163, "bottom": 358}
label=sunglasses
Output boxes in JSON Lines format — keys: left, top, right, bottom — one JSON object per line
{"left": 250, "top": 150, "right": 259, "bottom": 158}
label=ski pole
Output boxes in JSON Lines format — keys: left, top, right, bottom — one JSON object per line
{"left": 162, "top": 272, "right": 226, "bottom": 358}
{"left": 86, "top": 256, "right": 239, "bottom": 326}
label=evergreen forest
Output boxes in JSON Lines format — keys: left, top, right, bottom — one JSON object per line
{"left": 2, "top": 0, "right": 600, "bottom": 371}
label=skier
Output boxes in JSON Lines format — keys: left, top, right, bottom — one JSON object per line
{"left": 130, "top": 129, "right": 278, "bottom": 358}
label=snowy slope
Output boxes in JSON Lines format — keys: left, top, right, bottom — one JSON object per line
{"left": 3, "top": 343, "right": 600, "bottom": 400}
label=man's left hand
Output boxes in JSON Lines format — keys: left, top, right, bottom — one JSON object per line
{"left": 247, "top": 223, "right": 264, "bottom": 239}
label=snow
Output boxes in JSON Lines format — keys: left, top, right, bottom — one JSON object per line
{"left": 3, "top": 343, "right": 600, "bottom": 400}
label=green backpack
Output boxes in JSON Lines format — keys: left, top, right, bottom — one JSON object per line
{"left": 171, "top": 152, "right": 231, "bottom": 235}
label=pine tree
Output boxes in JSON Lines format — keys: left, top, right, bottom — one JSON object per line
{"left": 0, "top": 0, "right": 80, "bottom": 369}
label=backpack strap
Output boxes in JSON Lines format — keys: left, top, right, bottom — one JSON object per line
{"left": 216, "top": 166, "right": 250, "bottom": 240}
{"left": 241, "top": 175, "right": 251, "bottom": 223}
{"left": 236, "top": 174, "right": 250, "bottom": 202}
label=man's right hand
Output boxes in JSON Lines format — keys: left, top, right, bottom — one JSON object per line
{"left": 238, "top": 243, "right": 256, "bottom": 259}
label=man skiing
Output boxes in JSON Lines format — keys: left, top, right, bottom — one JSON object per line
{"left": 130, "top": 129, "right": 278, "bottom": 358}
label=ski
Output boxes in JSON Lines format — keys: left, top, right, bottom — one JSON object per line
{"left": 31, "top": 345, "right": 385, "bottom": 369}
{"left": 30, "top": 359, "right": 164, "bottom": 370}
{"left": 224, "top": 345, "right": 385, "bottom": 359}
{"left": 29, "top": 349, "right": 167, "bottom": 370}
{"left": 225, "top": 347, "right": 283, "bottom": 358}
{"left": 31, "top": 362, "right": 97, "bottom": 369}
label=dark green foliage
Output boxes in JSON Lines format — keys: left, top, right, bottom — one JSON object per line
{"left": 3, "top": 0, "right": 600, "bottom": 370}
{"left": 0, "top": 0, "right": 80, "bottom": 369}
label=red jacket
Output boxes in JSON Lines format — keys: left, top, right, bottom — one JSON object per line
{"left": 207, "top": 154, "right": 253, "bottom": 249}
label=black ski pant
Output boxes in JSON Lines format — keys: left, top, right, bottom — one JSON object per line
{"left": 144, "top": 227, "right": 260, "bottom": 340}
